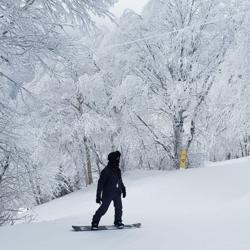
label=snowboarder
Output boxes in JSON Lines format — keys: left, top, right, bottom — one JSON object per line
{"left": 91, "top": 151, "right": 126, "bottom": 230}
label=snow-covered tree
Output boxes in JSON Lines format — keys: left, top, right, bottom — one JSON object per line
{"left": 99, "top": 0, "right": 245, "bottom": 168}
{"left": 203, "top": 8, "right": 250, "bottom": 161}
{"left": 0, "top": 0, "right": 116, "bottom": 225}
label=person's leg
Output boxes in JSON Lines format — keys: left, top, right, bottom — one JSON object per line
{"left": 92, "top": 198, "right": 112, "bottom": 226}
{"left": 113, "top": 194, "right": 123, "bottom": 225}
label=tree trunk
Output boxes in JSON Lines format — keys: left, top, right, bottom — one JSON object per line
{"left": 0, "top": 156, "right": 9, "bottom": 184}
{"left": 84, "top": 136, "right": 93, "bottom": 185}
{"left": 173, "top": 115, "right": 184, "bottom": 168}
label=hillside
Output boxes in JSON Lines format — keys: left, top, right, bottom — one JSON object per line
{"left": 1, "top": 157, "right": 250, "bottom": 250}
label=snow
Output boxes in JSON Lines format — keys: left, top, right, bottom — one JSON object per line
{"left": 1, "top": 157, "right": 250, "bottom": 250}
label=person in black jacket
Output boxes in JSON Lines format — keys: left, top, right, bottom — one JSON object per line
{"left": 91, "top": 151, "right": 126, "bottom": 230}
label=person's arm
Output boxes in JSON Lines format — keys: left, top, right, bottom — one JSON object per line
{"left": 117, "top": 168, "right": 126, "bottom": 198}
{"left": 121, "top": 179, "right": 126, "bottom": 198}
{"left": 96, "top": 169, "right": 108, "bottom": 203}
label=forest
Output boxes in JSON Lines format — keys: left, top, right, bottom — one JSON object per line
{"left": 0, "top": 0, "right": 249, "bottom": 225}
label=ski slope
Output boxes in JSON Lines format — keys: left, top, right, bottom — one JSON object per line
{"left": 1, "top": 157, "right": 250, "bottom": 250}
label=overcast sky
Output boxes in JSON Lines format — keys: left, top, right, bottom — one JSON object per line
{"left": 111, "top": 0, "right": 149, "bottom": 17}
{"left": 95, "top": 0, "right": 149, "bottom": 26}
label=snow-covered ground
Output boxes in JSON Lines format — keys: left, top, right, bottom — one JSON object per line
{"left": 1, "top": 157, "right": 250, "bottom": 250}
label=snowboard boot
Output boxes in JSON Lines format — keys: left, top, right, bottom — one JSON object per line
{"left": 91, "top": 222, "right": 99, "bottom": 231}
{"left": 114, "top": 221, "right": 124, "bottom": 229}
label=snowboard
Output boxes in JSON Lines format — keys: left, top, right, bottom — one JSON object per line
{"left": 72, "top": 223, "right": 141, "bottom": 231}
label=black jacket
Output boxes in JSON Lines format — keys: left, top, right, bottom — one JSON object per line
{"left": 96, "top": 163, "right": 126, "bottom": 200}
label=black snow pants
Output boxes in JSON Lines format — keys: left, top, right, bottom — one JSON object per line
{"left": 92, "top": 192, "right": 123, "bottom": 225}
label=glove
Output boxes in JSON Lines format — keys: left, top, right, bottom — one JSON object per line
{"left": 96, "top": 196, "right": 102, "bottom": 204}
{"left": 122, "top": 186, "right": 126, "bottom": 198}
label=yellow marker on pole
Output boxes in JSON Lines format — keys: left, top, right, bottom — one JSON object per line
{"left": 179, "top": 149, "right": 188, "bottom": 169}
